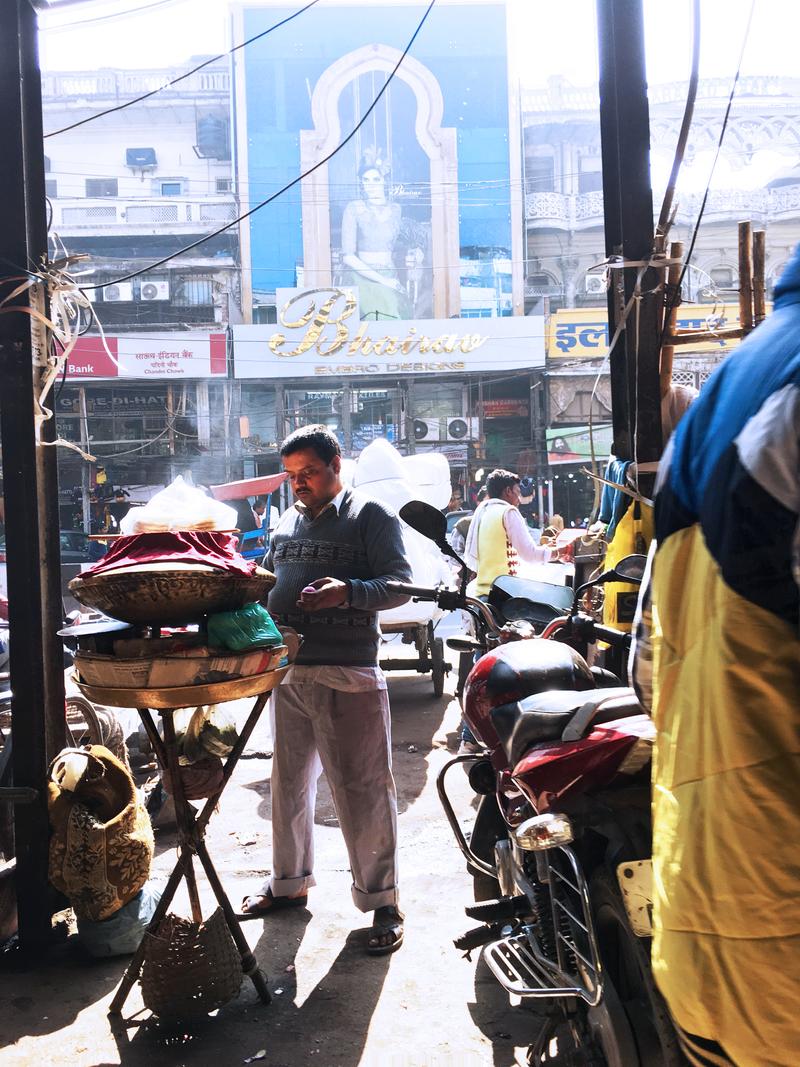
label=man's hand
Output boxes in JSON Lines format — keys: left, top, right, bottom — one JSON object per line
{"left": 297, "top": 577, "right": 349, "bottom": 612}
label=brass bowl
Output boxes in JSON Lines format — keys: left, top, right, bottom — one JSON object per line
{"left": 69, "top": 568, "right": 276, "bottom": 626}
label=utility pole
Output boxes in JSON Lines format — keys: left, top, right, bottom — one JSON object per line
{"left": 0, "top": 0, "right": 67, "bottom": 950}
{"left": 597, "top": 0, "right": 663, "bottom": 468}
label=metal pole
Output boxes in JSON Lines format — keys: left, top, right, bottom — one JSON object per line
{"left": 0, "top": 0, "right": 66, "bottom": 950}
{"left": 597, "top": 0, "right": 663, "bottom": 468}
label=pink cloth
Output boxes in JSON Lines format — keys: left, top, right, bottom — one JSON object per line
{"left": 86, "top": 532, "right": 254, "bottom": 577}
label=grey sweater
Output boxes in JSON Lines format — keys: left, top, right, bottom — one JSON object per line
{"left": 266, "top": 488, "right": 412, "bottom": 666}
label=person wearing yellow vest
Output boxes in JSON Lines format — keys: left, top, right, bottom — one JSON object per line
{"left": 464, "top": 469, "right": 556, "bottom": 596}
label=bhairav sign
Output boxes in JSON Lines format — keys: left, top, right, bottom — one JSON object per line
{"left": 233, "top": 288, "right": 544, "bottom": 379}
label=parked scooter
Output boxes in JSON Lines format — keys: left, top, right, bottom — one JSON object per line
{"left": 388, "top": 501, "right": 681, "bottom": 1067}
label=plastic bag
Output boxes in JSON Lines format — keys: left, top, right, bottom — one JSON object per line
{"left": 78, "top": 881, "right": 163, "bottom": 958}
{"left": 207, "top": 602, "right": 284, "bottom": 652}
{"left": 120, "top": 476, "right": 237, "bottom": 535}
{"left": 182, "top": 704, "right": 238, "bottom": 762}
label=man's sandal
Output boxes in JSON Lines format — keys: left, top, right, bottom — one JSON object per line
{"left": 238, "top": 887, "right": 307, "bottom": 920}
{"left": 366, "top": 905, "right": 404, "bottom": 955}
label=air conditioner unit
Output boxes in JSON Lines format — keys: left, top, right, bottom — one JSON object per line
{"left": 103, "top": 281, "right": 133, "bottom": 302}
{"left": 584, "top": 273, "right": 607, "bottom": 295}
{"left": 446, "top": 417, "right": 479, "bottom": 441}
{"left": 141, "top": 278, "right": 170, "bottom": 301}
{"left": 412, "top": 418, "right": 440, "bottom": 442}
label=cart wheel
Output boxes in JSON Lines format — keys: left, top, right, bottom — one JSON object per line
{"left": 431, "top": 636, "right": 446, "bottom": 698}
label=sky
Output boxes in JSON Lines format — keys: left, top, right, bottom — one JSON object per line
{"left": 37, "top": 0, "right": 798, "bottom": 85}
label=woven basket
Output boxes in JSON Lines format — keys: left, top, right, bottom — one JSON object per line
{"left": 140, "top": 909, "right": 242, "bottom": 1018}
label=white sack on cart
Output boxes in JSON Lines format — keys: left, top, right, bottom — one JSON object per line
{"left": 350, "top": 439, "right": 452, "bottom": 625}
{"left": 119, "top": 475, "right": 237, "bottom": 534}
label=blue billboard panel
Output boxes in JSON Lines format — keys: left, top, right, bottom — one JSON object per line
{"left": 235, "top": 1, "right": 516, "bottom": 320}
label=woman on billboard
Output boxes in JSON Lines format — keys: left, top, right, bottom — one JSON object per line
{"left": 340, "top": 155, "right": 426, "bottom": 320}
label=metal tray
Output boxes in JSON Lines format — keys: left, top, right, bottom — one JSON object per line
{"left": 72, "top": 665, "right": 288, "bottom": 710}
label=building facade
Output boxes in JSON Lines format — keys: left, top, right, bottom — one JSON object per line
{"left": 34, "top": 32, "right": 800, "bottom": 528}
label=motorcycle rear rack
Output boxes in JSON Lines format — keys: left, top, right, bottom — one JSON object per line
{"left": 436, "top": 753, "right": 497, "bottom": 879}
{"left": 484, "top": 847, "right": 603, "bottom": 1007}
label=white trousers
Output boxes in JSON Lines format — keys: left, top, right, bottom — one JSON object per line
{"left": 264, "top": 681, "right": 399, "bottom": 912}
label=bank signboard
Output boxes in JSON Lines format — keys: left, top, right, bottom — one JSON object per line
{"left": 65, "top": 332, "right": 227, "bottom": 379}
{"left": 233, "top": 288, "right": 543, "bottom": 379}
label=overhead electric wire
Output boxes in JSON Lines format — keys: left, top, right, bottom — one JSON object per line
{"left": 41, "top": 0, "right": 180, "bottom": 31}
{"left": 661, "top": 0, "right": 757, "bottom": 338}
{"left": 44, "top": 0, "right": 321, "bottom": 139}
{"left": 80, "top": 0, "right": 438, "bottom": 292}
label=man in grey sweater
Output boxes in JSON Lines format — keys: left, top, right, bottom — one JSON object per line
{"left": 240, "top": 425, "right": 412, "bottom": 954}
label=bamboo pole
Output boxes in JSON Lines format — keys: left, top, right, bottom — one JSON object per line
{"left": 738, "top": 221, "right": 754, "bottom": 335}
{"left": 753, "top": 229, "right": 767, "bottom": 325}
{"left": 665, "top": 327, "right": 745, "bottom": 347}
{"left": 659, "top": 240, "right": 684, "bottom": 399}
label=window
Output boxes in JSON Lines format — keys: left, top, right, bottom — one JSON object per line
{"left": 175, "top": 276, "right": 213, "bottom": 306}
{"left": 195, "top": 113, "right": 230, "bottom": 160}
{"left": 85, "top": 178, "right": 118, "bottom": 198}
{"left": 160, "top": 180, "right": 183, "bottom": 197}
{"left": 215, "top": 177, "right": 232, "bottom": 194}
{"left": 710, "top": 266, "right": 735, "bottom": 289}
{"left": 525, "top": 155, "right": 555, "bottom": 193}
{"left": 45, "top": 178, "right": 57, "bottom": 199}
{"left": 43, "top": 155, "right": 51, "bottom": 173}
{"left": 578, "top": 156, "right": 603, "bottom": 194}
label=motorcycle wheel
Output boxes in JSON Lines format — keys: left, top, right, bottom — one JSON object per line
{"left": 431, "top": 635, "right": 446, "bottom": 698}
{"left": 529, "top": 869, "right": 684, "bottom": 1067}
{"left": 588, "top": 868, "right": 684, "bottom": 1066}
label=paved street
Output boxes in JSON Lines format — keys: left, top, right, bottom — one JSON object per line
{"left": 0, "top": 643, "right": 539, "bottom": 1067}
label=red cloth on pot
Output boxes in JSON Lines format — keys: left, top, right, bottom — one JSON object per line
{"left": 85, "top": 532, "right": 254, "bottom": 577}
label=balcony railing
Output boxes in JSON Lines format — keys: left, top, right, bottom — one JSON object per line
{"left": 42, "top": 67, "right": 229, "bottom": 101}
{"left": 522, "top": 75, "right": 800, "bottom": 115}
{"left": 526, "top": 184, "right": 800, "bottom": 229}
{"left": 53, "top": 196, "right": 238, "bottom": 232}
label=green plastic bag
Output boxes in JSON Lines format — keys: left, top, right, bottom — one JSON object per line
{"left": 207, "top": 602, "right": 284, "bottom": 652}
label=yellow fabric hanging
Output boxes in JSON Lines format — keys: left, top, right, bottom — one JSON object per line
{"left": 602, "top": 499, "right": 653, "bottom": 632}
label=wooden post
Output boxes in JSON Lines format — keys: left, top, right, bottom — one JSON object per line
{"left": 660, "top": 241, "right": 684, "bottom": 402}
{"left": 738, "top": 221, "right": 754, "bottom": 335}
{"left": 0, "top": 0, "right": 66, "bottom": 950}
{"left": 597, "top": 0, "right": 663, "bottom": 468}
{"left": 752, "top": 230, "right": 767, "bottom": 326}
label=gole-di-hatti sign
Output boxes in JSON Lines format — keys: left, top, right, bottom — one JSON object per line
{"left": 233, "top": 288, "right": 544, "bottom": 379}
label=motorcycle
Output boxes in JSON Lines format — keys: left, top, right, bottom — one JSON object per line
{"left": 388, "top": 501, "right": 682, "bottom": 1067}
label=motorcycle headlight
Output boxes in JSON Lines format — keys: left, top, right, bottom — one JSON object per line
{"left": 514, "top": 812, "right": 574, "bottom": 851}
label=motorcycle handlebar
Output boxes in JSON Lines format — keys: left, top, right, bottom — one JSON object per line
{"left": 385, "top": 580, "right": 441, "bottom": 601}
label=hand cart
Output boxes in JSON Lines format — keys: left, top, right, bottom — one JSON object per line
{"left": 73, "top": 668, "right": 287, "bottom": 1018}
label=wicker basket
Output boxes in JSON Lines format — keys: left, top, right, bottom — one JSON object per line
{"left": 140, "top": 909, "right": 242, "bottom": 1018}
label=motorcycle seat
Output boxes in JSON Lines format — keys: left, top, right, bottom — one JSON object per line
{"left": 488, "top": 576, "right": 574, "bottom": 626}
{"left": 490, "top": 687, "right": 643, "bottom": 766}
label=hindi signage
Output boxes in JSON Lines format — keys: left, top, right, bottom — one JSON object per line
{"left": 233, "top": 288, "right": 543, "bottom": 379}
{"left": 546, "top": 305, "right": 764, "bottom": 360}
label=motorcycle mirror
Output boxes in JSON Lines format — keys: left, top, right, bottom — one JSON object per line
{"left": 610, "top": 553, "right": 647, "bottom": 583}
{"left": 605, "top": 559, "right": 652, "bottom": 584}
{"left": 399, "top": 500, "right": 449, "bottom": 546}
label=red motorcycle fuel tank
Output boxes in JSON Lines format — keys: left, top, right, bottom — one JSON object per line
{"left": 511, "top": 713, "right": 656, "bottom": 814}
{"left": 463, "top": 639, "right": 596, "bottom": 767}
